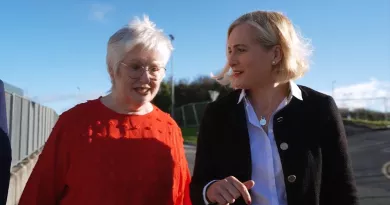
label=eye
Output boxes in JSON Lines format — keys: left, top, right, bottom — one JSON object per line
{"left": 131, "top": 64, "right": 143, "bottom": 70}
{"left": 237, "top": 48, "right": 246, "bottom": 53}
{"left": 151, "top": 66, "right": 160, "bottom": 72}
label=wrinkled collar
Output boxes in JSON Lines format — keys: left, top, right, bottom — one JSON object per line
{"left": 237, "top": 81, "right": 303, "bottom": 104}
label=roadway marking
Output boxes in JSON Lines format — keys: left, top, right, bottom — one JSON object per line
{"left": 382, "top": 147, "right": 390, "bottom": 153}
{"left": 382, "top": 161, "right": 390, "bottom": 180}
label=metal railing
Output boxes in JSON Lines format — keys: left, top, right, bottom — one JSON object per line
{"left": 5, "top": 91, "right": 58, "bottom": 166}
{"left": 174, "top": 101, "right": 209, "bottom": 127}
{"left": 336, "top": 97, "right": 389, "bottom": 121}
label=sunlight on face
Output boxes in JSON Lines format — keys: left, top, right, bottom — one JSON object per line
{"left": 112, "top": 45, "right": 169, "bottom": 106}
{"left": 227, "top": 23, "right": 275, "bottom": 90}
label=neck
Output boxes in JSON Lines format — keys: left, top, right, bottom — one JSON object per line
{"left": 247, "top": 82, "right": 290, "bottom": 116}
{"left": 102, "top": 92, "right": 152, "bottom": 115}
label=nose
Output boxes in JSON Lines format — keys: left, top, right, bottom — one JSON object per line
{"left": 228, "top": 52, "right": 238, "bottom": 68}
{"left": 139, "top": 70, "right": 151, "bottom": 84}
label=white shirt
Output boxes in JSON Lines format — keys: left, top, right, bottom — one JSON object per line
{"left": 202, "top": 81, "right": 303, "bottom": 205}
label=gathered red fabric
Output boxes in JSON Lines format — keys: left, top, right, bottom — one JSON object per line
{"left": 19, "top": 98, "right": 192, "bottom": 205}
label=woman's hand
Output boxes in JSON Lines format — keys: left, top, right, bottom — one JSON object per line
{"left": 206, "top": 176, "right": 255, "bottom": 205}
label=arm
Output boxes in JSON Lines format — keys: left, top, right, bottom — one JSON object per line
{"left": 189, "top": 103, "right": 218, "bottom": 205}
{"left": 18, "top": 114, "right": 70, "bottom": 205}
{"left": 0, "top": 128, "right": 11, "bottom": 205}
{"left": 320, "top": 96, "right": 359, "bottom": 205}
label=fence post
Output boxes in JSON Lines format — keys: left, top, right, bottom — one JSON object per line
{"left": 192, "top": 104, "right": 199, "bottom": 126}
{"left": 181, "top": 106, "right": 186, "bottom": 127}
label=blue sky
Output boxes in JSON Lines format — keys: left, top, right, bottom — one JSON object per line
{"left": 1, "top": 0, "right": 389, "bottom": 113}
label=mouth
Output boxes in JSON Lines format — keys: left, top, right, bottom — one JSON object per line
{"left": 232, "top": 70, "right": 244, "bottom": 77}
{"left": 134, "top": 87, "right": 151, "bottom": 96}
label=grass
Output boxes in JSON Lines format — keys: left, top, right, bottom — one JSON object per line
{"left": 344, "top": 118, "right": 390, "bottom": 129}
{"left": 181, "top": 127, "right": 198, "bottom": 145}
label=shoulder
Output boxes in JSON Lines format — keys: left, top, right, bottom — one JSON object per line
{"left": 205, "top": 90, "right": 241, "bottom": 111}
{"left": 299, "top": 85, "right": 331, "bottom": 101}
{"left": 196, "top": 90, "right": 241, "bottom": 122}
{"left": 298, "top": 85, "right": 337, "bottom": 109}
{"left": 55, "top": 98, "right": 101, "bottom": 128}
{"left": 152, "top": 105, "right": 180, "bottom": 130}
{"left": 298, "top": 85, "right": 341, "bottom": 122}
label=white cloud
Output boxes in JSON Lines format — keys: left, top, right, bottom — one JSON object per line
{"left": 88, "top": 3, "right": 114, "bottom": 22}
{"left": 321, "top": 78, "right": 390, "bottom": 112}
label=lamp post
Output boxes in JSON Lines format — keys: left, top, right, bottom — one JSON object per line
{"left": 169, "top": 34, "right": 175, "bottom": 117}
{"left": 332, "top": 80, "right": 336, "bottom": 98}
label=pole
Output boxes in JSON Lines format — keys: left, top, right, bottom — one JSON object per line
{"left": 332, "top": 80, "right": 336, "bottom": 98}
{"left": 384, "top": 97, "right": 388, "bottom": 121}
{"left": 169, "top": 34, "right": 175, "bottom": 117}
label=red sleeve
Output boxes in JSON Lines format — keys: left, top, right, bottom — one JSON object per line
{"left": 19, "top": 113, "right": 70, "bottom": 205}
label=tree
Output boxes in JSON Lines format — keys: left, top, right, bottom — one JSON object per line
{"left": 154, "top": 75, "right": 233, "bottom": 113}
{"left": 152, "top": 81, "right": 172, "bottom": 113}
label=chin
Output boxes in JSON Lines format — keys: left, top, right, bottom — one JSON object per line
{"left": 231, "top": 79, "right": 249, "bottom": 90}
{"left": 133, "top": 95, "right": 152, "bottom": 104}
{"left": 131, "top": 91, "right": 157, "bottom": 104}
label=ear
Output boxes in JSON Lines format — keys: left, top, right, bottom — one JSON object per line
{"left": 270, "top": 45, "right": 283, "bottom": 65}
{"left": 108, "top": 66, "right": 115, "bottom": 80}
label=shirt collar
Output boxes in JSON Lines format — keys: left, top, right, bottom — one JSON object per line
{"left": 237, "top": 81, "right": 303, "bottom": 104}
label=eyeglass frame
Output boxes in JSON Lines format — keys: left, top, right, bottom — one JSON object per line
{"left": 119, "top": 62, "right": 166, "bottom": 80}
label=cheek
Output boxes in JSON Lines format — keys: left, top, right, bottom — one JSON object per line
{"left": 150, "top": 82, "right": 160, "bottom": 93}
{"left": 248, "top": 59, "right": 271, "bottom": 77}
{"left": 114, "top": 75, "right": 135, "bottom": 90}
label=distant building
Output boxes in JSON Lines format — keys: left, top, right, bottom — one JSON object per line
{"left": 3, "top": 81, "right": 24, "bottom": 96}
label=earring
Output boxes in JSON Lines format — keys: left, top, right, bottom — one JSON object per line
{"left": 272, "top": 61, "right": 276, "bottom": 65}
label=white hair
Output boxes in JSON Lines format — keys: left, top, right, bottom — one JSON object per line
{"left": 213, "top": 11, "right": 313, "bottom": 86}
{"left": 106, "top": 15, "right": 173, "bottom": 74}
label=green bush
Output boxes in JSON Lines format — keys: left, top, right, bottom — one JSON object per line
{"left": 344, "top": 118, "right": 390, "bottom": 129}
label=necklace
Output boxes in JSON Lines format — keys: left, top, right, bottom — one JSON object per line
{"left": 259, "top": 116, "right": 267, "bottom": 126}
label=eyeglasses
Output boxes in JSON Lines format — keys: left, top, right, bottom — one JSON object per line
{"left": 120, "top": 62, "right": 166, "bottom": 80}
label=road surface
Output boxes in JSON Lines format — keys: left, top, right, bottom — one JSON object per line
{"left": 184, "top": 129, "right": 390, "bottom": 205}
{"left": 349, "top": 129, "right": 390, "bottom": 205}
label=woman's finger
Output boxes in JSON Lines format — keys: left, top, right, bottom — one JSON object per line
{"left": 214, "top": 193, "right": 229, "bottom": 205}
{"left": 218, "top": 185, "right": 235, "bottom": 204}
{"left": 227, "top": 177, "right": 252, "bottom": 204}
{"left": 223, "top": 179, "right": 241, "bottom": 199}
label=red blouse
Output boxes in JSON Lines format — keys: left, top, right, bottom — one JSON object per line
{"left": 19, "top": 98, "right": 192, "bottom": 205}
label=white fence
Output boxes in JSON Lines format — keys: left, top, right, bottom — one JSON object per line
{"left": 336, "top": 97, "right": 389, "bottom": 121}
{"left": 5, "top": 91, "right": 58, "bottom": 166}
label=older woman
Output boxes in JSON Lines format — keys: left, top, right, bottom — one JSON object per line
{"left": 19, "top": 16, "right": 192, "bottom": 205}
{"left": 190, "top": 11, "right": 358, "bottom": 205}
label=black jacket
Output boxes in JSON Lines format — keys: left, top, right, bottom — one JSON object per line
{"left": 0, "top": 128, "right": 11, "bottom": 205}
{"left": 190, "top": 86, "right": 359, "bottom": 205}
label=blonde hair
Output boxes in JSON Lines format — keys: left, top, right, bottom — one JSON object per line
{"left": 106, "top": 15, "right": 173, "bottom": 76}
{"left": 213, "top": 11, "right": 313, "bottom": 85}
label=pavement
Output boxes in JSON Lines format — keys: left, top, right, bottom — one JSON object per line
{"left": 348, "top": 129, "right": 390, "bottom": 205}
{"left": 184, "top": 129, "right": 390, "bottom": 205}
